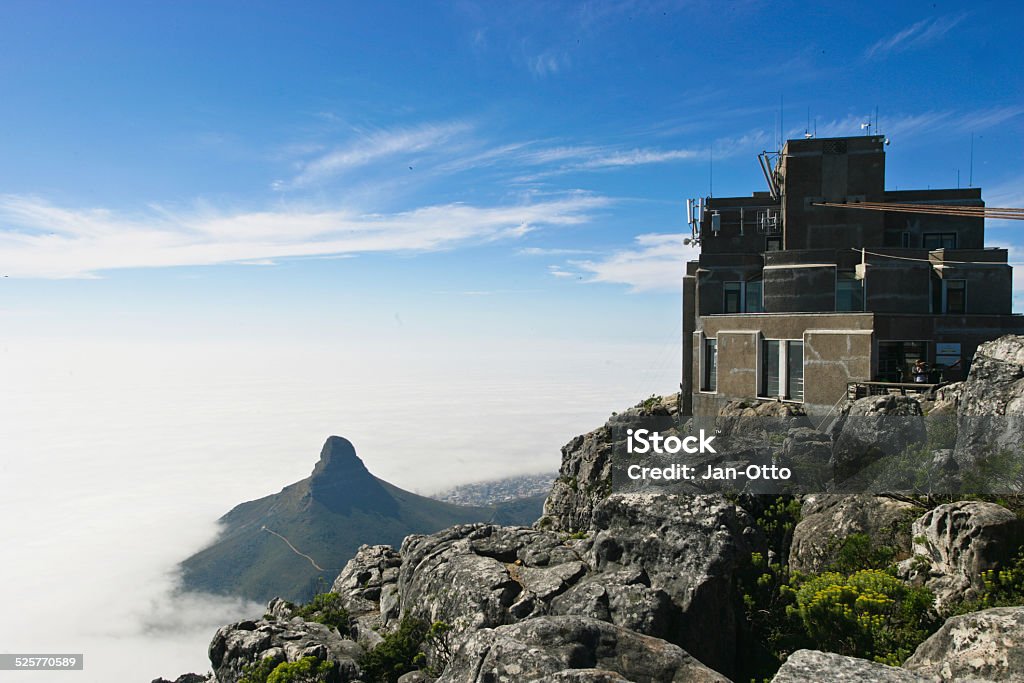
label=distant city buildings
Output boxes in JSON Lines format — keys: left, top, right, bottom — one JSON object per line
{"left": 683, "top": 134, "right": 1024, "bottom": 416}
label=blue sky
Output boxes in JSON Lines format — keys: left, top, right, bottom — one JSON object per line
{"left": 0, "top": 7, "right": 1022, "bottom": 677}
{"left": 1, "top": 0, "right": 1023, "bottom": 344}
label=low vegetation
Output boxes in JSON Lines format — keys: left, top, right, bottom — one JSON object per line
{"left": 737, "top": 498, "right": 942, "bottom": 680}
{"left": 358, "top": 616, "right": 454, "bottom": 683}
{"left": 239, "top": 655, "right": 333, "bottom": 683}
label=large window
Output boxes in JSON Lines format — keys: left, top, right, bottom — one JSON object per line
{"left": 702, "top": 338, "right": 717, "bottom": 392}
{"left": 745, "top": 280, "right": 764, "bottom": 313}
{"left": 724, "top": 282, "right": 742, "bottom": 313}
{"left": 945, "top": 280, "right": 966, "bottom": 313}
{"left": 932, "top": 279, "right": 967, "bottom": 314}
{"left": 724, "top": 280, "right": 763, "bottom": 313}
{"left": 836, "top": 271, "right": 863, "bottom": 311}
{"left": 760, "top": 338, "right": 804, "bottom": 401}
{"left": 787, "top": 341, "right": 804, "bottom": 401}
{"left": 877, "top": 341, "right": 926, "bottom": 382}
{"left": 924, "top": 233, "right": 957, "bottom": 250}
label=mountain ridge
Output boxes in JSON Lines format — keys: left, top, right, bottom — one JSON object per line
{"left": 179, "top": 436, "right": 544, "bottom": 602}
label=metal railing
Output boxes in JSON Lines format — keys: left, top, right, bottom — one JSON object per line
{"left": 846, "top": 381, "right": 947, "bottom": 400}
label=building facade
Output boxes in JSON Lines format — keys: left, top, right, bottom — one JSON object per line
{"left": 683, "top": 135, "right": 1024, "bottom": 416}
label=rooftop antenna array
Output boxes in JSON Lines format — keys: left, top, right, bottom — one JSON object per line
{"left": 684, "top": 197, "right": 705, "bottom": 245}
{"left": 758, "top": 150, "right": 781, "bottom": 201}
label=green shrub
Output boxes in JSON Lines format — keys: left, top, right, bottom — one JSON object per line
{"left": 269, "top": 656, "right": 333, "bottom": 683}
{"left": 239, "top": 657, "right": 281, "bottom": 683}
{"left": 794, "top": 569, "right": 936, "bottom": 665}
{"left": 827, "top": 533, "right": 897, "bottom": 574}
{"left": 240, "top": 656, "right": 332, "bottom": 683}
{"left": 358, "top": 616, "right": 430, "bottom": 683}
{"left": 293, "top": 592, "right": 351, "bottom": 636}
{"left": 953, "top": 549, "right": 1024, "bottom": 613}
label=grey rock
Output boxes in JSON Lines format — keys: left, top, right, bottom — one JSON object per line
{"left": 830, "top": 395, "right": 926, "bottom": 484}
{"left": 435, "top": 615, "right": 729, "bottom": 683}
{"left": 330, "top": 543, "right": 402, "bottom": 650}
{"left": 208, "top": 613, "right": 363, "bottom": 683}
{"left": 331, "top": 544, "right": 403, "bottom": 616}
{"left": 151, "top": 675, "right": 216, "bottom": 683}
{"left": 551, "top": 567, "right": 674, "bottom": 639}
{"left": 899, "top": 502, "right": 1024, "bottom": 613}
{"left": 586, "top": 493, "right": 765, "bottom": 677}
{"left": 397, "top": 672, "right": 436, "bottom": 683}
{"left": 953, "top": 336, "right": 1024, "bottom": 474}
{"left": 904, "top": 606, "right": 1024, "bottom": 682}
{"left": 538, "top": 394, "right": 680, "bottom": 533}
{"left": 779, "top": 427, "right": 832, "bottom": 490}
{"left": 771, "top": 649, "right": 926, "bottom": 682}
{"left": 395, "top": 524, "right": 587, "bottom": 643}
{"left": 789, "top": 495, "right": 922, "bottom": 574}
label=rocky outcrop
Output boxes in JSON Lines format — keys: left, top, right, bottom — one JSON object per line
{"left": 830, "top": 395, "right": 926, "bottom": 484}
{"left": 789, "top": 495, "right": 922, "bottom": 574}
{"left": 386, "top": 493, "right": 761, "bottom": 679}
{"left": 770, "top": 650, "right": 926, "bottom": 682}
{"left": 539, "top": 395, "right": 680, "bottom": 533}
{"left": 899, "top": 501, "right": 1024, "bottom": 612}
{"left": 903, "top": 606, "right": 1024, "bottom": 682}
{"left": 585, "top": 493, "right": 764, "bottom": 675}
{"left": 329, "top": 544, "right": 401, "bottom": 649}
{"left": 436, "top": 615, "right": 729, "bottom": 683}
{"left": 395, "top": 524, "right": 587, "bottom": 641}
{"left": 208, "top": 615, "right": 363, "bottom": 683}
{"left": 953, "top": 336, "right": 1024, "bottom": 472}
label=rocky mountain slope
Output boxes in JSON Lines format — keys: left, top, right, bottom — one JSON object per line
{"left": 180, "top": 437, "right": 544, "bottom": 602}
{"left": 162, "top": 336, "right": 1024, "bottom": 682}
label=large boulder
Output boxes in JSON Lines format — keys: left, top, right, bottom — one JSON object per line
{"left": 395, "top": 524, "right": 588, "bottom": 644}
{"left": 899, "top": 501, "right": 1024, "bottom": 612}
{"left": 331, "top": 544, "right": 402, "bottom": 614}
{"left": 903, "top": 606, "right": 1024, "bottom": 681}
{"left": 585, "top": 493, "right": 765, "bottom": 676}
{"left": 771, "top": 650, "right": 926, "bottom": 682}
{"left": 208, "top": 615, "right": 363, "bottom": 683}
{"left": 789, "top": 495, "right": 922, "bottom": 574}
{"left": 330, "top": 544, "right": 402, "bottom": 649}
{"left": 392, "top": 495, "right": 760, "bottom": 679}
{"left": 538, "top": 395, "right": 680, "bottom": 533}
{"left": 953, "top": 336, "right": 1024, "bottom": 476}
{"left": 830, "top": 395, "right": 926, "bottom": 485}
{"left": 550, "top": 567, "right": 674, "bottom": 640}
{"left": 436, "top": 615, "right": 729, "bottom": 683}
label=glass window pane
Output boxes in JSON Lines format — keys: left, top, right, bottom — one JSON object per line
{"left": 704, "top": 339, "right": 717, "bottom": 391}
{"left": 836, "top": 273, "right": 863, "bottom": 312}
{"left": 761, "top": 339, "right": 779, "bottom": 397}
{"left": 924, "top": 233, "right": 957, "bottom": 250}
{"left": 745, "top": 280, "right": 763, "bottom": 312}
{"left": 946, "top": 280, "right": 966, "bottom": 313}
{"left": 724, "top": 282, "right": 742, "bottom": 313}
{"left": 787, "top": 341, "right": 804, "bottom": 401}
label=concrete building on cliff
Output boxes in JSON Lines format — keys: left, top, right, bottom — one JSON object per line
{"left": 682, "top": 134, "right": 1024, "bottom": 416}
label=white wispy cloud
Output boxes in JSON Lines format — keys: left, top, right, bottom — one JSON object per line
{"left": 578, "top": 148, "right": 700, "bottom": 168}
{"left": 518, "top": 247, "right": 598, "bottom": 256}
{"left": 277, "top": 122, "right": 470, "bottom": 189}
{"left": 528, "top": 51, "right": 568, "bottom": 77}
{"left": 864, "top": 13, "right": 966, "bottom": 60}
{"left": 0, "top": 192, "right": 609, "bottom": 279}
{"left": 810, "top": 106, "right": 1024, "bottom": 141}
{"left": 569, "top": 233, "right": 700, "bottom": 292}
